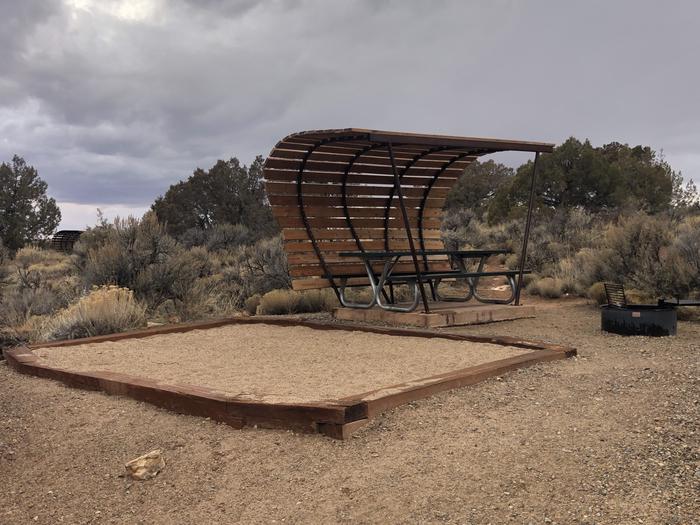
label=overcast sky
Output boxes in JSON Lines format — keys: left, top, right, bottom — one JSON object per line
{"left": 1, "top": 0, "right": 698, "bottom": 229}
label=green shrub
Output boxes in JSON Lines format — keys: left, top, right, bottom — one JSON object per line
{"left": 75, "top": 214, "right": 227, "bottom": 320}
{"left": 664, "top": 216, "right": 700, "bottom": 296}
{"left": 41, "top": 286, "right": 146, "bottom": 341}
{"left": 178, "top": 223, "right": 257, "bottom": 251}
{"left": 77, "top": 213, "right": 178, "bottom": 289}
{"left": 134, "top": 246, "right": 214, "bottom": 310}
{"left": 601, "top": 213, "right": 672, "bottom": 294}
{"left": 1, "top": 287, "right": 62, "bottom": 326}
{"left": 206, "top": 224, "right": 255, "bottom": 252}
{"left": 0, "top": 240, "right": 9, "bottom": 283}
{"left": 217, "top": 236, "right": 291, "bottom": 309}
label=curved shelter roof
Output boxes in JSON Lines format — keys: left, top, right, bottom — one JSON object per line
{"left": 263, "top": 128, "right": 554, "bottom": 291}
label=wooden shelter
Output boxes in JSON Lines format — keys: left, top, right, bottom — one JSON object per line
{"left": 263, "top": 128, "right": 554, "bottom": 313}
{"left": 50, "top": 230, "right": 83, "bottom": 253}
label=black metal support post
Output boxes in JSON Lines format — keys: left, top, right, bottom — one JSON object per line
{"left": 514, "top": 152, "right": 540, "bottom": 306}
{"left": 388, "top": 142, "right": 431, "bottom": 313}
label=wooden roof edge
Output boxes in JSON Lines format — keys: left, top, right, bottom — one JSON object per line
{"left": 279, "top": 128, "right": 555, "bottom": 154}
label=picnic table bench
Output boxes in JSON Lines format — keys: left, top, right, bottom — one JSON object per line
{"left": 263, "top": 128, "right": 553, "bottom": 313}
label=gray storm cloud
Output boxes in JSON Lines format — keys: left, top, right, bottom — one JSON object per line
{"left": 0, "top": 0, "right": 698, "bottom": 228}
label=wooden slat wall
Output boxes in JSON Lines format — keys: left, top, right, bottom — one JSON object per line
{"left": 263, "top": 132, "right": 483, "bottom": 290}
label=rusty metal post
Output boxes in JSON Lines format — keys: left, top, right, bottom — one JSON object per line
{"left": 515, "top": 152, "right": 540, "bottom": 306}
{"left": 388, "top": 142, "right": 431, "bottom": 313}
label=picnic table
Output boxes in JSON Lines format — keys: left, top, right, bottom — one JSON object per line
{"left": 336, "top": 249, "right": 526, "bottom": 312}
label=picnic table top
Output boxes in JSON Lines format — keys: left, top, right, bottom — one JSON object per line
{"left": 338, "top": 249, "right": 511, "bottom": 259}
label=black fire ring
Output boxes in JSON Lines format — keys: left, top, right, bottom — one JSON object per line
{"left": 601, "top": 304, "right": 677, "bottom": 337}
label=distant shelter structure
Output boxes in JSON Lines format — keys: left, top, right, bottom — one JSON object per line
{"left": 50, "top": 230, "right": 83, "bottom": 253}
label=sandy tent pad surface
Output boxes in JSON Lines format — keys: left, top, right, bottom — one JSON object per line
{"left": 34, "top": 323, "right": 528, "bottom": 403}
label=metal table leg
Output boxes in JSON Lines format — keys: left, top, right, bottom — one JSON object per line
{"left": 471, "top": 255, "right": 518, "bottom": 304}
{"left": 433, "top": 255, "right": 481, "bottom": 302}
{"left": 375, "top": 256, "right": 420, "bottom": 313}
{"left": 337, "top": 260, "right": 379, "bottom": 309}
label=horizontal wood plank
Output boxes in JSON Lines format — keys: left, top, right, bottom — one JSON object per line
{"left": 268, "top": 195, "right": 446, "bottom": 207}
{"left": 265, "top": 182, "right": 451, "bottom": 199}
{"left": 272, "top": 206, "right": 443, "bottom": 218}
{"left": 289, "top": 260, "right": 453, "bottom": 278}
{"left": 283, "top": 239, "right": 445, "bottom": 253}
{"left": 287, "top": 252, "right": 449, "bottom": 265}
{"left": 292, "top": 277, "right": 369, "bottom": 289}
{"left": 275, "top": 216, "right": 442, "bottom": 229}
{"left": 281, "top": 228, "right": 442, "bottom": 241}
{"left": 265, "top": 158, "right": 466, "bottom": 177}
{"left": 263, "top": 170, "right": 458, "bottom": 187}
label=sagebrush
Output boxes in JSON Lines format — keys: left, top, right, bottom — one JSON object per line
{"left": 41, "top": 286, "right": 147, "bottom": 341}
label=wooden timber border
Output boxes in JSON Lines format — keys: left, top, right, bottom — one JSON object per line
{"left": 3, "top": 316, "right": 576, "bottom": 439}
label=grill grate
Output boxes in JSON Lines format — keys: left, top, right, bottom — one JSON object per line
{"left": 604, "top": 282, "right": 628, "bottom": 307}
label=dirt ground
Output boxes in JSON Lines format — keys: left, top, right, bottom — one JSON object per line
{"left": 34, "top": 323, "right": 527, "bottom": 403}
{"left": 1, "top": 301, "right": 698, "bottom": 524}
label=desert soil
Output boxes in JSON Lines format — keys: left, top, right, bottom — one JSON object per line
{"left": 33, "top": 324, "right": 528, "bottom": 403}
{"left": 1, "top": 301, "right": 698, "bottom": 524}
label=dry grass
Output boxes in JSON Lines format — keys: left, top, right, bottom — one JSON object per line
{"left": 256, "top": 289, "right": 337, "bottom": 315}
{"left": 12, "top": 246, "right": 75, "bottom": 288}
{"left": 586, "top": 282, "right": 607, "bottom": 304}
{"left": 41, "top": 285, "right": 146, "bottom": 341}
{"left": 526, "top": 277, "right": 564, "bottom": 299}
{"left": 242, "top": 293, "right": 261, "bottom": 315}
{"left": 0, "top": 247, "right": 81, "bottom": 348}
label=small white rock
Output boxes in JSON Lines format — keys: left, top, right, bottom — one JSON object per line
{"left": 124, "top": 449, "right": 166, "bottom": 481}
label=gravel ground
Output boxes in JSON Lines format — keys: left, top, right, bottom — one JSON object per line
{"left": 34, "top": 324, "right": 527, "bottom": 403}
{"left": 1, "top": 302, "right": 698, "bottom": 524}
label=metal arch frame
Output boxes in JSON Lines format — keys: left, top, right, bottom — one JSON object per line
{"left": 377, "top": 144, "right": 492, "bottom": 312}
{"left": 341, "top": 143, "right": 388, "bottom": 252}
{"left": 416, "top": 150, "right": 487, "bottom": 267}
{"left": 386, "top": 142, "right": 432, "bottom": 313}
{"left": 380, "top": 145, "right": 456, "bottom": 309}
{"left": 417, "top": 148, "right": 498, "bottom": 302}
{"left": 338, "top": 141, "right": 452, "bottom": 312}
{"left": 381, "top": 146, "right": 452, "bottom": 252}
{"left": 295, "top": 133, "right": 369, "bottom": 300}
{"left": 337, "top": 142, "right": 391, "bottom": 309}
